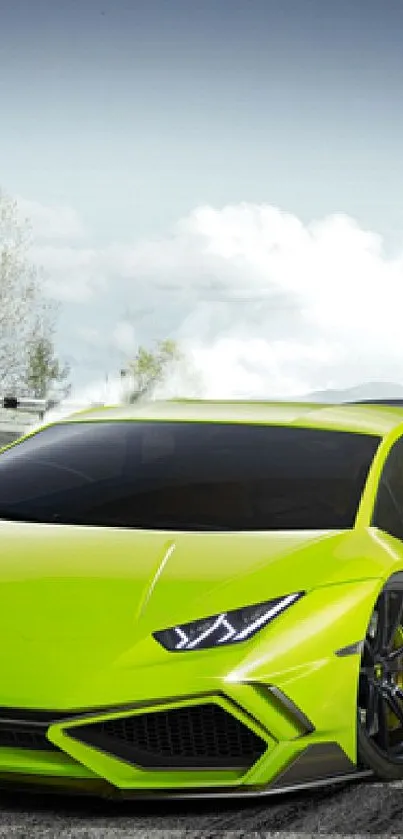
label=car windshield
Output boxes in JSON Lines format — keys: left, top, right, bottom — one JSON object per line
{"left": 0, "top": 420, "right": 380, "bottom": 531}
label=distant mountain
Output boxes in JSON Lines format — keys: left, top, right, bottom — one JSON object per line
{"left": 299, "top": 381, "right": 403, "bottom": 403}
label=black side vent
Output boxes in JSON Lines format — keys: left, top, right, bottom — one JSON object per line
{"left": 0, "top": 722, "right": 58, "bottom": 751}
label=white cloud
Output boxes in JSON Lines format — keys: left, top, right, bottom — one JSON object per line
{"left": 9, "top": 197, "right": 99, "bottom": 303}
{"left": 23, "top": 197, "right": 403, "bottom": 397}
{"left": 16, "top": 196, "right": 86, "bottom": 241}
{"left": 180, "top": 206, "right": 403, "bottom": 395}
{"left": 113, "top": 203, "right": 403, "bottom": 398}
{"left": 31, "top": 245, "right": 106, "bottom": 301}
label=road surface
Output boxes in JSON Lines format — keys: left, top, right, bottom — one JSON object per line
{"left": 0, "top": 777, "right": 402, "bottom": 837}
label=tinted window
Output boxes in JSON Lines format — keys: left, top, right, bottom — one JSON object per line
{"left": 0, "top": 421, "right": 380, "bottom": 531}
{"left": 373, "top": 436, "right": 403, "bottom": 540}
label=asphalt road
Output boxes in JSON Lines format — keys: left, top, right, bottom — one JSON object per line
{"left": 0, "top": 778, "right": 403, "bottom": 838}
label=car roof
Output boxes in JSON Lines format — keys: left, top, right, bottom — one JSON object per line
{"left": 58, "top": 399, "right": 403, "bottom": 438}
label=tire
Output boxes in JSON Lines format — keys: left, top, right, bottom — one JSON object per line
{"left": 358, "top": 573, "right": 403, "bottom": 780}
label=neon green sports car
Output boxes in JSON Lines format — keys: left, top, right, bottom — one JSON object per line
{"left": 1, "top": 397, "right": 403, "bottom": 799}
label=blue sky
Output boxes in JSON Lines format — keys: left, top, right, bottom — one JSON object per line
{"left": 2, "top": 0, "right": 403, "bottom": 395}
{"left": 2, "top": 0, "right": 403, "bottom": 241}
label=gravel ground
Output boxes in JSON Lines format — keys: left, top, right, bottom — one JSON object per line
{"left": 0, "top": 778, "right": 402, "bottom": 838}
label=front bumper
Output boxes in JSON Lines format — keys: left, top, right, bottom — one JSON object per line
{"left": 0, "top": 578, "right": 381, "bottom": 798}
{"left": 0, "top": 682, "right": 371, "bottom": 799}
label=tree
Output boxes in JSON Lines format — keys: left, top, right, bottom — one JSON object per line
{"left": 0, "top": 189, "right": 58, "bottom": 393}
{"left": 121, "top": 339, "right": 205, "bottom": 402}
{"left": 24, "top": 335, "right": 71, "bottom": 400}
{"left": 122, "top": 339, "right": 182, "bottom": 402}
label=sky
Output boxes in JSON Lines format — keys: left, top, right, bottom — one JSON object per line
{"left": 2, "top": 0, "right": 403, "bottom": 398}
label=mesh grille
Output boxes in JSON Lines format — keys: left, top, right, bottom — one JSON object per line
{"left": 69, "top": 703, "right": 266, "bottom": 769}
{"left": 0, "top": 724, "right": 57, "bottom": 751}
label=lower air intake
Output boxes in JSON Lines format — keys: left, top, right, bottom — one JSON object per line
{"left": 0, "top": 723, "right": 58, "bottom": 751}
{"left": 68, "top": 702, "right": 267, "bottom": 769}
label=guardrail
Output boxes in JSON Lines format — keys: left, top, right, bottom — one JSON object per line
{"left": 0, "top": 397, "right": 105, "bottom": 419}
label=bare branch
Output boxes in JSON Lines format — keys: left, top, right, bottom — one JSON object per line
{"left": 0, "top": 188, "right": 60, "bottom": 393}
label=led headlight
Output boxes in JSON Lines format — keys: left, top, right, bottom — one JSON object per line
{"left": 153, "top": 592, "right": 304, "bottom": 652}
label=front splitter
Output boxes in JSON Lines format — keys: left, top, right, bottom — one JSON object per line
{"left": 0, "top": 768, "right": 373, "bottom": 801}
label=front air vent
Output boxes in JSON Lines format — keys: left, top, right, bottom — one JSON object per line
{"left": 0, "top": 722, "right": 58, "bottom": 751}
{"left": 67, "top": 702, "right": 267, "bottom": 770}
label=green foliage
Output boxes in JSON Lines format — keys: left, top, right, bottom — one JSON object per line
{"left": 124, "top": 339, "right": 182, "bottom": 402}
{"left": 25, "top": 336, "right": 71, "bottom": 400}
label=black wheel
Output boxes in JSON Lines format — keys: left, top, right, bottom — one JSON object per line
{"left": 358, "top": 576, "right": 403, "bottom": 779}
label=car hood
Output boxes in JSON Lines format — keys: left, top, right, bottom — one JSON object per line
{"left": 0, "top": 521, "right": 383, "bottom": 643}
{"left": 0, "top": 521, "right": 385, "bottom": 707}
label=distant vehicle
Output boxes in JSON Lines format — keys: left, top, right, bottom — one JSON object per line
{"left": 0, "top": 398, "right": 402, "bottom": 798}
